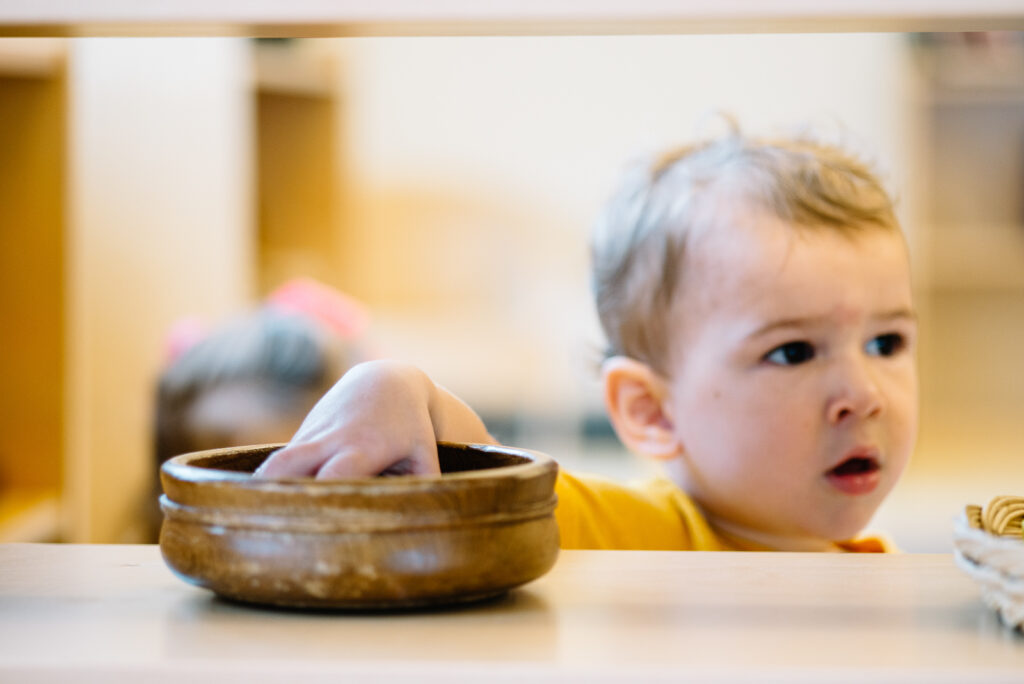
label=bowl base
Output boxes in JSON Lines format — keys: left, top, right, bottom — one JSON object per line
{"left": 211, "top": 587, "right": 512, "bottom": 612}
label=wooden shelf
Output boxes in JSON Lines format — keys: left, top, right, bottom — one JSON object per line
{"left": 252, "top": 40, "right": 337, "bottom": 97}
{"left": 5, "top": 546, "right": 1024, "bottom": 677}
{"left": 1, "top": 38, "right": 339, "bottom": 543}
{"left": 0, "top": 56, "right": 65, "bottom": 541}
{"left": 0, "top": 0, "right": 1022, "bottom": 37}
{"left": 0, "top": 38, "right": 64, "bottom": 76}
{"left": 0, "top": 489, "right": 59, "bottom": 542}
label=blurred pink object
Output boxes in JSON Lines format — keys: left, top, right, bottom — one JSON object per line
{"left": 164, "top": 316, "right": 208, "bottom": 365}
{"left": 162, "top": 279, "right": 369, "bottom": 367}
{"left": 266, "top": 277, "right": 370, "bottom": 340}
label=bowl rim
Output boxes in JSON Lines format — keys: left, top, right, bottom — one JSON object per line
{"left": 161, "top": 440, "right": 558, "bottom": 493}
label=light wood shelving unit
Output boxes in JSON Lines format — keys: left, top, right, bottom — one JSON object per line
{"left": 910, "top": 34, "right": 1024, "bottom": 480}
{"left": 253, "top": 40, "right": 342, "bottom": 297}
{"left": 0, "top": 38, "right": 343, "bottom": 543}
{"left": 0, "top": 40, "right": 65, "bottom": 542}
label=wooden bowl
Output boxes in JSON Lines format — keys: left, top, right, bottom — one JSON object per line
{"left": 159, "top": 442, "right": 559, "bottom": 609}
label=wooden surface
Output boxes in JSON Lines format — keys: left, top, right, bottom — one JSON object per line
{"left": 0, "top": 0, "right": 1022, "bottom": 37}
{"left": 1, "top": 544, "right": 1023, "bottom": 682}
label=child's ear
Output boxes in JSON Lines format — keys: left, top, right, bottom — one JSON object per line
{"left": 602, "top": 356, "right": 681, "bottom": 462}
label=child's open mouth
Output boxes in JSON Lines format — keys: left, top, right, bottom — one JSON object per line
{"left": 825, "top": 454, "right": 881, "bottom": 495}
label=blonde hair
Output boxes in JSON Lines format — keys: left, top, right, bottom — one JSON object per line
{"left": 591, "top": 131, "right": 899, "bottom": 374}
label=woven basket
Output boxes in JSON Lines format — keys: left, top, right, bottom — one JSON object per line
{"left": 952, "top": 512, "right": 1024, "bottom": 629}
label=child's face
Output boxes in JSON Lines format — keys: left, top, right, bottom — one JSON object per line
{"left": 662, "top": 209, "right": 917, "bottom": 547}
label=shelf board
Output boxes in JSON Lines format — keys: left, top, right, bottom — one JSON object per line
{"left": 0, "top": 0, "right": 1023, "bottom": 38}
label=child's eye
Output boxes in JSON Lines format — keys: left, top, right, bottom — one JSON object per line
{"left": 866, "top": 333, "right": 905, "bottom": 357}
{"left": 764, "top": 341, "right": 815, "bottom": 366}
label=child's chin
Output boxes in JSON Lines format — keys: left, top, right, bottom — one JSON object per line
{"left": 817, "top": 510, "right": 879, "bottom": 542}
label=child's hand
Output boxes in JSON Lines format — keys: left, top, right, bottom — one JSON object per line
{"left": 254, "top": 360, "right": 496, "bottom": 479}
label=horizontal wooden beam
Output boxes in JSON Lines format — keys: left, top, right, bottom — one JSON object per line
{"left": 1, "top": 0, "right": 1023, "bottom": 38}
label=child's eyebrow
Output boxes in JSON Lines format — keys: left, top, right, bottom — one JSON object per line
{"left": 744, "top": 308, "right": 917, "bottom": 341}
{"left": 876, "top": 308, "right": 918, "bottom": 325}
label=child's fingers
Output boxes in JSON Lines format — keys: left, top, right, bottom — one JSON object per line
{"left": 315, "top": 440, "right": 440, "bottom": 480}
{"left": 253, "top": 441, "right": 331, "bottom": 478}
{"left": 408, "top": 441, "right": 442, "bottom": 476}
{"left": 314, "top": 449, "right": 384, "bottom": 479}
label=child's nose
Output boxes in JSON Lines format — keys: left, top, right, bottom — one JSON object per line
{"left": 826, "top": 357, "right": 883, "bottom": 424}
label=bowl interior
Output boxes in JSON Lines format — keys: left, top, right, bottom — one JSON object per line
{"left": 180, "top": 442, "right": 533, "bottom": 476}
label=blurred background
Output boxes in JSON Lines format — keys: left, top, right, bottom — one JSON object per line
{"left": 1, "top": 32, "right": 1022, "bottom": 551}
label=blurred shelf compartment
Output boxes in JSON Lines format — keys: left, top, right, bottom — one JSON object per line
{"left": 252, "top": 39, "right": 337, "bottom": 98}
{"left": 1, "top": 0, "right": 1023, "bottom": 37}
{"left": 0, "top": 38, "right": 340, "bottom": 543}
{"left": 927, "top": 222, "right": 1024, "bottom": 291}
{"left": 0, "top": 38, "right": 64, "bottom": 75}
{"left": 914, "top": 33, "right": 1024, "bottom": 103}
{"left": 927, "top": 87, "right": 1024, "bottom": 107}
{"left": 0, "top": 489, "right": 59, "bottom": 542}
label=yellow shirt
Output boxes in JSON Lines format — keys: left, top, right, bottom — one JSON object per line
{"left": 554, "top": 470, "right": 891, "bottom": 552}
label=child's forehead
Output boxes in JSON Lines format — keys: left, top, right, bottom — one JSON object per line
{"left": 679, "top": 209, "right": 911, "bottom": 322}
{"left": 687, "top": 198, "right": 900, "bottom": 268}
{"left": 682, "top": 203, "right": 794, "bottom": 273}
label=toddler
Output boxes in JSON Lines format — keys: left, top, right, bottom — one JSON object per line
{"left": 257, "top": 130, "right": 918, "bottom": 553}
{"left": 148, "top": 278, "right": 369, "bottom": 540}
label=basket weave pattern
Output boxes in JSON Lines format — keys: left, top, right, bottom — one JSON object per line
{"left": 952, "top": 498, "right": 1024, "bottom": 630}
